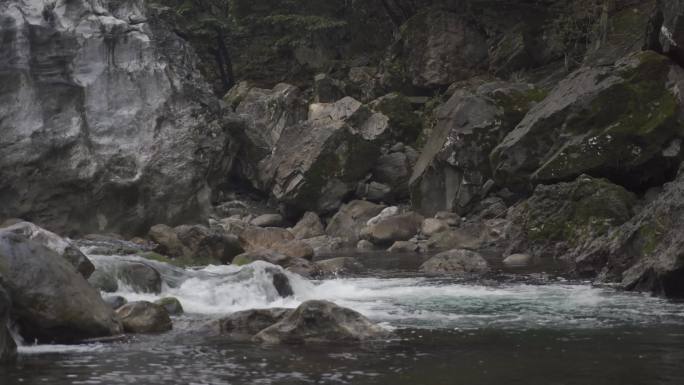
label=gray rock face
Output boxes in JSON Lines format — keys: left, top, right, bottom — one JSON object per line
{"left": 660, "top": 1, "right": 684, "bottom": 60}
{"left": 0, "top": 0, "right": 240, "bottom": 235}
{"left": 232, "top": 83, "right": 307, "bottom": 186}
{"left": 0, "top": 231, "right": 122, "bottom": 343}
{"left": 88, "top": 270, "right": 119, "bottom": 293}
{"left": 0, "top": 283, "right": 17, "bottom": 364}
{"left": 491, "top": 51, "right": 684, "bottom": 192}
{"left": 259, "top": 97, "right": 390, "bottom": 215}
{"left": 116, "top": 301, "right": 172, "bottom": 334}
{"left": 420, "top": 249, "right": 490, "bottom": 275}
{"left": 316, "top": 257, "right": 364, "bottom": 277}
{"left": 396, "top": 9, "right": 488, "bottom": 88}
{"left": 155, "top": 297, "right": 184, "bottom": 316}
{"left": 2, "top": 221, "right": 94, "bottom": 278}
{"left": 254, "top": 300, "right": 388, "bottom": 344}
{"left": 410, "top": 81, "right": 541, "bottom": 216}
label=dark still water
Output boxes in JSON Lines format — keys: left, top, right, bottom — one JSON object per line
{"left": 2, "top": 257, "right": 684, "bottom": 385}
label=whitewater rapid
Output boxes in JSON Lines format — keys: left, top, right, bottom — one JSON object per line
{"left": 86, "top": 253, "right": 684, "bottom": 331}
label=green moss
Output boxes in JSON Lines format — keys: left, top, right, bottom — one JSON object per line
{"left": 232, "top": 255, "right": 252, "bottom": 266}
{"left": 637, "top": 215, "right": 669, "bottom": 256}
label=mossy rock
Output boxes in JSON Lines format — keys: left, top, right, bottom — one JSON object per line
{"left": 512, "top": 174, "right": 637, "bottom": 252}
{"left": 492, "top": 51, "right": 684, "bottom": 191}
{"left": 371, "top": 93, "right": 422, "bottom": 143}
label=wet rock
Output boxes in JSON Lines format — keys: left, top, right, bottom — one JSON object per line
{"left": 254, "top": 300, "right": 388, "bottom": 344}
{"left": 3, "top": 221, "right": 94, "bottom": 278}
{"left": 326, "top": 201, "right": 386, "bottom": 245}
{"left": 420, "top": 249, "right": 490, "bottom": 275}
{"left": 0, "top": 283, "right": 17, "bottom": 364}
{"left": 410, "top": 81, "right": 542, "bottom": 216}
{"left": 424, "top": 228, "right": 484, "bottom": 252}
{"left": 88, "top": 270, "right": 119, "bottom": 293}
{"left": 492, "top": 51, "right": 684, "bottom": 191}
{"left": 117, "top": 263, "right": 162, "bottom": 294}
{"left": 290, "top": 212, "right": 326, "bottom": 240}
{"left": 232, "top": 250, "right": 318, "bottom": 279}
{"left": 209, "top": 308, "right": 293, "bottom": 340}
{"left": 316, "top": 257, "right": 364, "bottom": 277}
{"left": 239, "top": 227, "right": 295, "bottom": 252}
{"left": 0, "top": 231, "right": 122, "bottom": 343}
{"left": 251, "top": 214, "right": 286, "bottom": 228}
{"left": 272, "top": 271, "right": 294, "bottom": 298}
{"left": 116, "top": 301, "right": 172, "bottom": 334}
{"left": 103, "top": 296, "right": 128, "bottom": 310}
{"left": 155, "top": 297, "right": 184, "bottom": 316}
{"left": 659, "top": 1, "right": 684, "bottom": 62}
{"left": 503, "top": 254, "right": 536, "bottom": 268}
{"left": 365, "top": 212, "right": 424, "bottom": 246}
{"left": 356, "top": 181, "right": 393, "bottom": 203}
{"left": 259, "top": 97, "right": 389, "bottom": 215}
{"left": 148, "top": 224, "right": 185, "bottom": 258}
{"left": 0, "top": 0, "right": 240, "bottom": 235}
{"left": 507, "top": 175, "right": 637, "bottom": 260}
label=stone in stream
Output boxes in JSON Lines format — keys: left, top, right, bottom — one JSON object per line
{"left": 251, "top": 214, "right": 286, "bottom": 228}
{"left": 253, "top": 300, "right": 389, "bottom": 344}
{"left": 503, "top": 254, "right": 536, "bottom": 268}
{"left": 316, "top": 257, "right": 364, "bottom": 277}
{"left": 0, "top": 283, "right": 17, "bottom": 364}
{"left": 116, "top": 302, "right": 172, "bottom": 334}
{"left": 88, "top": 270, "right": 119, "bottom": 293}
{"left": 103, "top": 296, "right": 128, "bottom": 310}
{"left": 238, "top": 226, "right": 295, "bottom": 252}
{"left": 0, "top": 231, "right": 122, "bottom": 343}
{"left": 208, "top": 308, "right": 293, "bottom": 340}
{"left": 2, "top": 221, "right": 95, "bottom": 278}
{"left": 149, "top": 224, "right": 244, "bottom": 265}
{"left": 155, "top": 297, "right": 184, "bottom": 316}
{"left": 271, "top": 240, "right": 315, "bottom": 261}
{"left": 117, "top": 262, "right": 163, "bottom": 294}
{"left": 420, "top": 249, "right": 490, "bottom": 275}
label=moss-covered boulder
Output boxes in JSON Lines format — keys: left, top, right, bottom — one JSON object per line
{"left": 410, "top": 81, "right": 544, "bottom": 216}
{"left": 507, "top": 175, "right": 637, "bottom": 259}
{"left": 492, "top": 51, "right": 684, "bottom": 191}
{"left": 571, "top": 168, "right": 684, "bottom": 298}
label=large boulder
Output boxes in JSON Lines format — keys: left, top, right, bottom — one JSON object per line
{"left": 0, "top": 283, "right": 17, "bottom": 364}
{"left": 207, "top": 308, "right": 293, "bottom": 340}
{"left": 258, "top": 97, "right": 390, "bottom": 215}
{"left": 0, "top": 231, "right": 122, "bottom": 343}
{"left": 507, "top": 175, "right": 637, "bottom": 260}
{"left": 410, "top": 81, "right": 544, "bottom": 216}
{"left": 231, "top": 83, "right": 307, "bottom": 186}
{"left": 571, "top": 169, "right": 684, "bottom": 298}
{"left": 326, "top": 200, "right": 386, "bottom": 245}
{"left": 254, "top": 300, "right": 388, "bottom": 344}
{"left": 420, "top": 249, "right": 490, "bottom": 275}
{"left": 491, "top": 51, "right": 684, "bottom": 192}
{"left": 2, "top": 221, "right": 94, "bottom": 278}
{"left": 117, "top": 262, "right": 162, "bottom": 294}
{"left": 0, "top": 0, "right": 240, "bottom": 235}
{"left": 116, "top": 301, "right": 172, "bottom": 334}
{"left": 364, "top": 212, "right": 424, "bottom": 246}
{"left": 392, "top": 9, "right": 488, "bottom": 89}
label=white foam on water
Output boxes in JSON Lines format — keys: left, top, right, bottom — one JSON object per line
{"left": 86, "top": 251, "right": 684, "bottom": 330}
{"left": 18, "top": 344, "right": 106, "bottom": 355}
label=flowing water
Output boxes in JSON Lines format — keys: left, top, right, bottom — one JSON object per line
{"left": 2, "top": 252, "right": 684, "bottom": 385}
